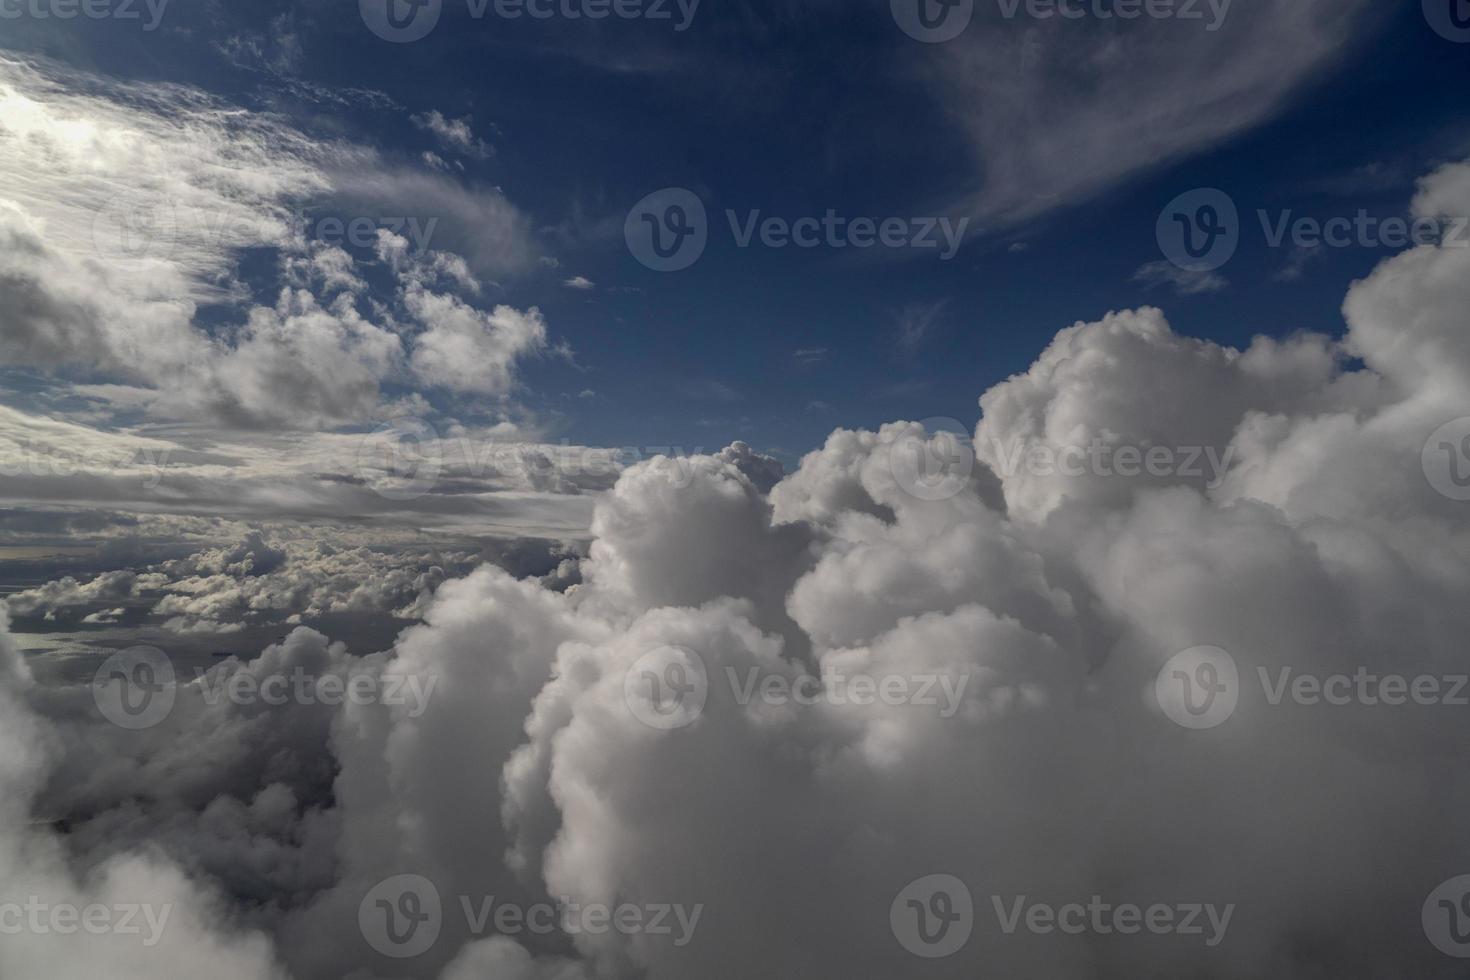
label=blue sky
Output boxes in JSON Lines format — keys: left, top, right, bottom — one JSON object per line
{"left": 7, "top": 1, "right": 1467, "bottom": 467}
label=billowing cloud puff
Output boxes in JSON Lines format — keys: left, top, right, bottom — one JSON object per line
{"left": 0, "top": 610, "right": 290, "bottom": 979}
{"left": 6, "top": 156, "right": 1470, "bottom": 980}
{"left": 0, "top": 56, "right": 549, "bottom": 430}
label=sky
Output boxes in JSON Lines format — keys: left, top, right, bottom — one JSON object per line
{"left": 2, "top": 2, "right": 1470, "bottom": 979}
{"left": 3, "top": 1, "right": 1466, "bottom": 462}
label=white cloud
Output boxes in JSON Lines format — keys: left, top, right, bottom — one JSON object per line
{"left": 409, "top": 301, "right": 549, "bottom": 397}
{"left": 0, "top": 56, "right": 546, "bottom": 431}
{"left": 411, "top": 111, "right": 494, "bottom": 160}
{"left": 1131, "top": 259, "right": 1229, "bottom": 295}
{"left": 5, "top": 133, "right": 1470, "bottom": 980}
{"left": 927, "top": 1, "right": 1372, "bottom": 225}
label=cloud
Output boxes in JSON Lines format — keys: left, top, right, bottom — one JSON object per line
{"left": 0, "top": 610, "right": 291, "bottom": 979}
{"left": 411, "top": 111, "right": 495, "bottom": 160}
{"left": 1271, "top": 245, "right": 1327, "bottom": 282}
{"left": 409, "top": 301, "right": 550, "bottom": 397}
{"left": 5, "top": 155, "right": 1470, "bottom": 980}
{"left": 895, "top": 300, "right": 947, "bottom": 354}
{"left": 1131, "top": 259, "right": 1229, "bottom": 295}
{"left": 562, "top": 276, "right": 595, "bottom": 290}
{"left": 0, "top": 56, "right": 546, "bottom": 430}
{"left": 927, "top": 1, "right": 1373, "bottom": 225}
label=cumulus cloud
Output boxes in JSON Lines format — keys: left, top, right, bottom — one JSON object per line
{"left": 3, "top": 531, "right": 487, "bottom": 636}
{"left": 0, "top": 610, "right": 291, "bottom": 979}
{"left": 0, "top": 56, "right": 547, "bottom": 431}
{"left": 5, "top": 154, "right": 1469, "bottom": 980}
{"left": 409, "top": 300, "right": 550, "bottom": 397}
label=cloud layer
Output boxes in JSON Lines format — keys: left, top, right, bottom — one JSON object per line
{"left": 4, "top": 155, "right": 1468, "bottom": 980}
